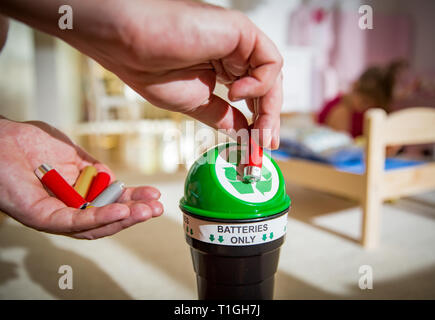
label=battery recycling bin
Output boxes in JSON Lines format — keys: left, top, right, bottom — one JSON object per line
{"left": 180, "top": 143, "right": 291, "bottom": 300}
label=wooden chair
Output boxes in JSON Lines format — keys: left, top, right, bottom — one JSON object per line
{"left": 277, "top": 107, "right": 435, "bottom": 249}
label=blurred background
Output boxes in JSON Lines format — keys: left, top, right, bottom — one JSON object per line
{"left": 0, "top": 0, "right": 434, "bottom": 299}
{"left": 1, "top": 0, "right": 435, "bottom": 173}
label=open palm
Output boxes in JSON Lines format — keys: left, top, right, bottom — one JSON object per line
{"left": 0, "top": 118, "right": 163, "bottom": 239}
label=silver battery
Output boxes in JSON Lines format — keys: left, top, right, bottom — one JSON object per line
{"left": 243, "top": 166, "right": 262, "bottom": 183}
{"left": 90, "top": 180, "right": 125, "bottom": 207}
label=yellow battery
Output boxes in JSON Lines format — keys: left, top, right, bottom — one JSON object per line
{"left": 74, "top": 166, "right": 97, "bottom": 198}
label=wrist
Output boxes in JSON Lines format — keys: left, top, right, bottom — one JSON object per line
{"left": 0, "top": 0, "right": 125, "bottom": 62}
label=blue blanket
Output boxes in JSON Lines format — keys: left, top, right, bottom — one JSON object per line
{"left": 271, "top": 149, "right": 425, "bottom": 175}
{"left": 278, "top": 138, "right": 364, "bottom": 164}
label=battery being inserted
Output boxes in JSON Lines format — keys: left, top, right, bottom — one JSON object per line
{"left": 89, "top": 180, "right": 125, "bottom": 207}
{"left": 244, "top": 134, "right": 263, "bottom": 183}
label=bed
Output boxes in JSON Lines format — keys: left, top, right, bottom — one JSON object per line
{"left": 275, "top": 107, "right": 435, "bottom": 249}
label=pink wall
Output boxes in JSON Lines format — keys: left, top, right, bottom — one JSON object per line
{"left": 286, "top": 0, "right": 434, "bottom": 111}
{"left": 331, "top": 10, "right": 411, "bottom": 91}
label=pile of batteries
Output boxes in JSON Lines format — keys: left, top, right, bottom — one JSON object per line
{"left": 35, "top": 164, "right": 124, "bottom": 209}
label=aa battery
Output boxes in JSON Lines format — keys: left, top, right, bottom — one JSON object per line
{"left": 86, "top": 171, "right": 111, "bottom": 202}
{"left": 90, "top": 180, "right": 125, "bottom": 207}
{"left": 35, "top": 164, "right": 88, "bottom": 209}
{"left": 74, "top": 166, "right": 97, "bottom": 198}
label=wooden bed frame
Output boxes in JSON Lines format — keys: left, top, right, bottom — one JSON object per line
{"left": 276, "top": 107, "right": 435, "bottom": 249}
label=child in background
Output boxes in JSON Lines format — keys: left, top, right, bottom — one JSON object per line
{"left": 317, "top": 60, "right": 407, "bottom": 138}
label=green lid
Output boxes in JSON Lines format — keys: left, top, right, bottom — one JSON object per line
{"left": 180, "top": 143, "right": 291, "bottom": 220}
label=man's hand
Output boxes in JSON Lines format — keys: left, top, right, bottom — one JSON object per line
{"left": 0, "top": 118, "right": 163, "bottom": 239}
{"left": 114, "top": 0, "right": 283, "bottom": 149}
{"left": 0, "top": 0, "right": 283, "bottom": 149}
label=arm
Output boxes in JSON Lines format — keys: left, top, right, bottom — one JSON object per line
{"left": 0, "top": 0, "right": 283, "bottom": 149}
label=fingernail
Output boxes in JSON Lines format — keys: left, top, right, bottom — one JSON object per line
{"left": 152, "top": 190, "right": 161, "bottom": 200}
{"left": 229, "top": 95, "right": 242, "bottom": 102}
{"left": 273, "top": 134, "right": 280, "bottom": 150}
{"left": 149, "top": 200, "right": 163, "bottom": 216}
{"left": 260, "top": 128, "right": 272, "bottom": 148}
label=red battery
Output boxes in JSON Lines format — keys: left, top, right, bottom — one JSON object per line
{"left": 243, "top": 129, "right": 263, "bottom": 183}
{"left": 248, "top": 134, "right": 263, "bottom": 167}
{"left": 86, "top": 171, "right": 111, "bottom": 202}
{"left": 35, "top": 164, "right": 88, "bottom": 209}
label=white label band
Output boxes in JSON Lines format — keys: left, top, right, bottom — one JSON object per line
{"left": 183, "top": 213, "right": 288, "bottom": 246}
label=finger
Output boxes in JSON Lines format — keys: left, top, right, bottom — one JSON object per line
{"left": 271, "top": 119, "right": 281, "bottom": 150}
{"left": 130, "top": 68, "right": 217, "bottom": 113}
{"left": 186, "top": 62, "right": 214, "bottom": 71}
{"left": 71, "top": 202, "right": 155, "bottom": 240}
{"left": 253, "top": 73, "right": 283, "bottom": 149}
{"left": 222, "top": 58, "right": 249, "bottom": 79}
{"left": 186, "top": 94, "right": 249, "bottom": 134}
{"left": 219, "top": 22, "right": 254, "bottom": 79}
{"left": 148, "top": 199, "right": 164, "bottom": 217}
{"left": 211, "top": 59, "right": 233, "bottom": 85}
{"left": 35, "top": 198, "right": 130, "bottom": 234}
{"left": 122, "top": 199, "right": 164, "bottom": 218}
{"left": 117, "top": 186, "right": 161, "bottom": 203}
{"left": 228, "top": 32, "right": 283, "bottom": 101}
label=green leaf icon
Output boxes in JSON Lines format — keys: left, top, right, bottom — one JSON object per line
{"left": 222, "top": 163, "right": 273, "bottom": 196}
{"left": 224, "top": 167, "right": 254, "bottom": 194}
{"left": 256, "top": 166, "right": 272, "bottom": 195}
{"left": 224, "top": 167, "right": 238, "bottom": 180}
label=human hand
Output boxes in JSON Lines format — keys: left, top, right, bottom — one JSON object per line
{"left": 110, "top": 0, "right": 283, "bottom": 149}
{"left": 0, "top": 118, "right": 163, "bottom": 239}
{"left": 0, "top": 0, "right": 282, "bottom": 149}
